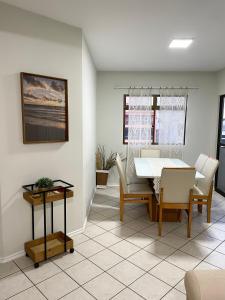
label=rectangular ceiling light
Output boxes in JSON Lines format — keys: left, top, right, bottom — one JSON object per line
{"left": 169, "top": 39, "right": 193, "bottom": 49}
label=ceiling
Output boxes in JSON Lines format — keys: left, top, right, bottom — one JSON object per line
{"left": 2, "top": 0, "right": 225, "bottom": 71}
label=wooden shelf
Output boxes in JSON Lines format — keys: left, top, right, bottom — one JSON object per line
{"left": 23, "top": 188, "right": 73, "bottom": 206}
{"left": 25, "top": 231, "right": 73, "bottom": 264}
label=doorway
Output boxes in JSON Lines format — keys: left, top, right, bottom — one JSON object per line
{"left": 216, "top": 95, "right": 225, "bottom": 196}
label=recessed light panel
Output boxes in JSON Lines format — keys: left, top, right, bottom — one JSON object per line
{"left": 169, "top": 39, "right": 193, "bottom": 49}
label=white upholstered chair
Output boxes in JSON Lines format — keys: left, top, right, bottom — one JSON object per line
{"left": 185, "top": 269, "right": 225, "bottom": 300}
{"left": 116, "top": 153, "right": 153, "bottom": 221}
{"left": 195, "top": 153, "right": 208, "bottom": 172}
{"left": 158, "top": 167, "right": 196, "bottom": 237}
{"left": 193, "top": 157, "right": 219, "bottom": 223}
{"left": 140, "top": 148, "right": 160, "bottom": 158}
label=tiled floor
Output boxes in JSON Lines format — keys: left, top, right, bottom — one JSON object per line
{"left": 1, "top": 187, "right": 225, "bottom": 299}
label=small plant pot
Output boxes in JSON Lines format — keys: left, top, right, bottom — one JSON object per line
{"left": 96, "top": 170, "right": 109, "bottom": 187}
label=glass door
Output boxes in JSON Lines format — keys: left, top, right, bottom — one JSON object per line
{"left": 216, "top": 95, "right": 225, "bottom": 196}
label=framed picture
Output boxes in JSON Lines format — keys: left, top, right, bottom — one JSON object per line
{"left": 20, "top": 72, "right": 69, "bottom": 143}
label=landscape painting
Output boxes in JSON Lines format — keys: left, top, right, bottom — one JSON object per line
{"left": 21, "top": 73, "right": 68, "bottom": 143}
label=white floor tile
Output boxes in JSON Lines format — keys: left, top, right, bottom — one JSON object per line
{"left": 150, "top": 261, "right": 185, "bottom": 286}
{"left": 0, "top": 261, "right": 19, "bottom": 279}
{"left": 110, "top": 225, "right": 137, "bottom": 238}
{"left": 126, "top": 219, "right": 150, "bottom": 231}
{"left": 193, "top": 232, "right": 221, "bottom": 250}
{"left": 24, "top": 261, "right": 61, "bottom": 284}
{"left": 112, "top": 288, "right": 143, "bottom": 300}
{"left": 175, "top": 279, "right": 186, "bottom": 294}
{"left": 89, "top": 249, "right": 123, "bottom": 271}
{"left": 109, "top": 240, "right": 140, "bottom": 258}
{"left": 171, "top": 224, "right": 200, "bottom": 238}
{"left": 127, "top": 249, "right": 162, "bottom": 271}
{"left": 107, "top": 260, "right": 145, "bottom": 285}
{"left": 52, "top": 251, "right": 85, "bottom": 270}
{"left": 14, "top": 256, "right": 33, "bottom": 270}
{"left": 37, "top": 272, "right": 78, "bottom": 300}
{"left": 162, "top": 288, "right": 186, "bottom": 300}
{"left": 0, "top": 271, "right": 33, "bottom": 300}
{"left": 65, "top": 259, "right": 103, "bottom": 285}
{"left": 72, "top": 233, "right": 89, "bottom": 245}
{"left": 9, "top": 286, "right": 45, "bottom": 300}
{"left": 83, "top": 273, "right": 125, "bottom": 300}
{"left": 204, "top": 251, "right": 225, "bottom": 269}
{"left": 97, "top": 206, "right": 119, "bottom": 218}
{"left": 141, "top": 224, "right": 163, "bottom": 239}
{"left": 83, "top": 224, "right": 106, "bottom": 238}
{"left": 194, "top": 261, "right": 220, "bottom": 270}
{"left": 61, "top": 287, "right": 95, "bottom": 300}
{"left": 211, "top": 222, "right": 225, "bottom": 232}
{"left": 180, "top": 241, "right": 212, "bottom": 259}
{"left": 97, "top": 218, "right": 122, "bottom": 230}
{"left": 166, "top": 250, "right": 201, "bottom": 271}
{"left": 144, "top": 241, "right": 176, "bottom": 259}
{"left": 159, "top": 233, "right": 188, "bottom": 249}
{"left": 204, "top": 227, "right": 225, "bottom": 241}
{"left": 75, "top": 239, "right": 105, "bottom": 258}
{"left": 130, "top": 273, "right": 171, "bottom": 300}
{"left": 216, "top": 241, "right": 225, "bottom": 255}
{"left": 93, "top": 232, "right": 122, "bottom": 247}
{"left": 88, "top": 212, "right": 107, "bottom": 224}
{"left": 126, "top": 232, "right": 155, "bottom": 248}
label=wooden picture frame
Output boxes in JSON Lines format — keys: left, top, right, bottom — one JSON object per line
{"left": 21, "top": 72, "right": 69, "bottom": 144}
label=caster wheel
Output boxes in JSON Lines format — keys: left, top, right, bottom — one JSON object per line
{"left": 34, "top": 263, "right": 39, "bottom": 268}
{"left": 70, "top": 248, "right": 74, "bottom": 253}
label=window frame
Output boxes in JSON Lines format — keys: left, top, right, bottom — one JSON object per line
{"left": 123, "top": 94, "right": 187, "bottom": 145}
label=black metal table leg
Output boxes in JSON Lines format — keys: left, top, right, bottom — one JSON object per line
{"left": 43, "top": 192, "right": 47, "bottom": 260}
{"left": 32, "top": 205, "right": 34, "bottom": 240}
{"left": 51, "top": 202, "right": 54, "bottom": 234}
{"left": 64, "top": 188, "right": 67, "bottom": 252}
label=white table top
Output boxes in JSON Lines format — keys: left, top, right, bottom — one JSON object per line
{"left": 134, "top": 158, "right": 204, "bottom": 179}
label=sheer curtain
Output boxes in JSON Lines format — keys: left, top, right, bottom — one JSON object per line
{"left": 158, "top": 89, "right": 187, "bottom": 159}
{"left": 126, "top": 90, "right": 152, "bottom": 183}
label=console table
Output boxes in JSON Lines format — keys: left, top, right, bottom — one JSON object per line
{"left": 23, "top": 180, "right": 74, "bottom": 268}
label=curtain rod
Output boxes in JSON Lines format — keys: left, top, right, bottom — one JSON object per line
{"left": 114, "top": 86, "right": 198, "bottom": 90}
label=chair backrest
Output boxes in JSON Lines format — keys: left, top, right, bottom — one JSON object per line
{"left": 115, "top": 153, "right": 128, "bottom": 193}
{"left": 197, "top": 157, "right": 219, "bottom": 195}
{"left": 160, "top": 168, "right": 196, "bottom": 203}
{"left": 195, "top": 154, "right": 208, "bottom": 172}
{"left": 141, "top": 148, "right": 160, "bottom": 158}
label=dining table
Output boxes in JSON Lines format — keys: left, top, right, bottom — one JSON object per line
{"left": 134, "top": 157, "right": 204, "bottom": 221}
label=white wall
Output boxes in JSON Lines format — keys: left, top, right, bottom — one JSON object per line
{"left": 82, "top": 37, "right": 97, "bottom": 213}
{"left": 217, "top": 68, "right": 225, "bottom": 95}
{"left": 0, "top": 3, "right": 96, "bottom": 260}
{"left": 97, "top": 71, "right": 218, "bottom": 185}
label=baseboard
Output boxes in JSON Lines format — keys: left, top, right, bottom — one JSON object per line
{"left": 0, "top": 250, "right": 26, "bottom": 264}
{"left": 107, "top": 184, "right": 119, "bottom": 187}
{"left": 0, "top": 188, "right": 96, "bottom": 263}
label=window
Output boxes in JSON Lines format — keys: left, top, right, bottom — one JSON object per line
{"left": 123, "top": 94, "right": 187, "bottom": 145}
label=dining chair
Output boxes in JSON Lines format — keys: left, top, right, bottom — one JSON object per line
{"left": 193, "top": 157, "right": 219, "bottom": 223}
{"left": 195, "top": 153, "right": 208, "bottom": 172}
{"left": 116, "top": 153, "right": 153, "bottom": 221}
{"left": 158, "top": 167, "right": 196, "bottom": 237}
{"left": 140, "top": 148, "right": 160, "bottom": 158}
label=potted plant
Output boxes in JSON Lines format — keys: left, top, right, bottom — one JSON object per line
{"left": 96, "top": 145, "right": 117, "bottom": 187}
{"left": 35, "top": 177, "right": 54, "bottom": 190}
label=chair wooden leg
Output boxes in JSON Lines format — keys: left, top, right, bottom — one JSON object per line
{"left": 198, "top": 204, "right": 202, "bottom": 213}
{"left": 207, "top": 197, "right": 212, "bottom": 223}
{"left": 120, "top": 195, "right": 124, "bottom": 222}
{"left": 158, "top": 206, "right": 163, "bottom": 236}
{"left": 187, "top": 206, "right": 192, "bottom": 238}
{"left": 148, "top": 196, "right": 152, "bottom": 221}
